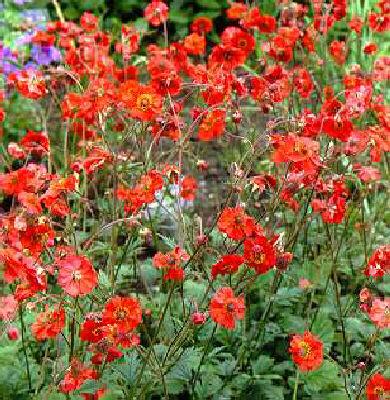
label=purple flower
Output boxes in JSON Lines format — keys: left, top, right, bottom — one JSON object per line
{"left": 12, "top": 0, "right": 33, "bottom": 5}
{"left": 31, "top": 45, "right": 61, "bottom": 65}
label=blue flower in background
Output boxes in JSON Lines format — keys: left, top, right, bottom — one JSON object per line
{"left": 31, "top": 44, "right": 61, "bottom": 65}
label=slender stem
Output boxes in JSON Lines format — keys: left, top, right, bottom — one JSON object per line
{"left": 191, "top": 323, "right": 217, "bottom": 392}
{"left": 19, "top": 305, "right": 32, "bottom": 391}
{"left": 69, "top": 297, "right": 78, "bottom": 362}
{"left": 292, "top": 369, "right": 300, "bottom": 400}
{"left": 134, "top": 283, "right": 175, "bottom": 395}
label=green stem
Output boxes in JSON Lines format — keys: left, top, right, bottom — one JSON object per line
{"left": 69, "top": 297, "right": 78, "bottom": 362}
{"left": 19, "top": 305, "right": 32, "bottom": 392}
{"left": 292, "top": 369, "right": 300, "bottom": 400}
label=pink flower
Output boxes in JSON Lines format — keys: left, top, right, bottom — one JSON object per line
{"left": 0, "top": 295, "right": 18, "bottom": 322}
{"left": 368, "top": 298, "right": 390, "bottom": 329}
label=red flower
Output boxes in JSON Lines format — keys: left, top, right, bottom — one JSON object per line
{"left": 211, "top": 254, "right": 244, "bottom": 279}
{"left": 271, "top": 134, "right": 320, "bottom": 174}
{"left": 217, "top": 207, "right": 258, "bottom": 241}
{"left": 119, "top": 80, "right": 162, "bottom": 122}
{"left": 20, "top": 130, "right": 50, "bottom": 156}
{"left": 293, "top": 68, "right": 314, "bottom": 99}
{"left": 57, "top": 255, "right": 98, "bottom": 297}
{"left": 198, "top": 109, "right": 226, "bottom": 141}
{"left": 18, "top": 192, "right": 42, "bottom": 215}
{"left": 209, "top": 287, "right": 245, "bottom": 329}
{"left": 364, "top": 42, "right": 378, "bottom": 55}
{"left": 180, "top": 175, "right": 198, "bottom": 201}
{"left": 60, "top": 358, "right": 98, "bottom": 393}
{"left": 153, "top": 246, "right": 189, "bottom": 281}
{"left": 31, "top": 307, "right": 66, "bottom": 341}
{"left": 349, "top": 16, "right": 363, "bottom": 34}
{"left": 221, "top": 27, "right": 255, "bottom": 56}
{"left": 289, "top": 331, "right": 323, "bottom": 372}
{"left": 80, "top": 318, "right": 107, "bottom": 343}
{"left": 80, "top": 12, "right": 99, "bottom": 32}
{"left": 184, "top": 33, "right": 206, "bottom": 55}
{"left": 368, "top": 12, "right": 390, "bottom": 32}
{"left": 8, "top": 69, "right": 46, "bottom": 99}
{"left": 208, "top": 44, "right": 246, "bottom": 71}
{"left": 268, "top": 36, "right": 293, "bottom": 63}
{"left": 364, "top": 245, "right": 390, "bottom": 278}
{"left": 103, "top": 296, "right": 142, "bottom": 334}
{"left": 366, "top": 373, "right": 390, "bottom": 400}
{"left": 226, "top": 2, "right": 248, "bottom": 20}
{"left": 191, "top": 17, "right": 213, "bottom": 34}
{"left": 243, "top": 235, "right": 276, "bottom": 274}
{"left": 329, "top": 40, "right": 347, "bottom": 65}
{"left": 144, "top": 1, "right": 169, "bottom": 27}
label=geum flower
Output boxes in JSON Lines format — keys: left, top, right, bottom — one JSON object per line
{"left": 118, "top": 80, "right": 162, "bottom": 121}
{"left": 57, "top": 254, "right": 98, "bottom": 297}
{"left": 368, "top": 298, "right": 390, "bottom": 329}
{"left": 289, "top": 331, "right": 323, "bottom": 372}
{"left": 102, "top": 296, "right": 142, "bottom": 334}
{"left": 153, "top": 246, "right": 189, "bottom": 281}
{"left": 364, "top": 245, "right": 390, "bottom": 278}
{"left": 209, "top": 287, "right": 245, "bottom": 329}
{"left": 211, "top": 254, "right": 244, "bottom": 279}
{"left": 243, "top": 234, "right": 276, "bottom": 274}
{"left": 60, "top": 358, "right": 98, "bottom": 393}
{"left": 31, "top": 307, "right": 66, "bottom": 341}
{"left": 366, "top": 373, "right": 390, "bottom": 400}
{"left": 217, "top": 206, "right": 258, "bottom": 241}
{"left": 198, "top": 109, "right": 226, "bottom": 141}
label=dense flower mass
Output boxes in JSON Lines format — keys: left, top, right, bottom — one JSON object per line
{"left": 0, "top": 0, "right": 389, "bottom": 397}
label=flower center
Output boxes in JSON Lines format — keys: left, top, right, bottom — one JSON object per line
{"left": 114, "top": 307, "right": 127, "bottom": 321}
{"left": 299, "top": 341, "right": 311, "bottom": 358}
{"left": 72, "top": 270, "right": 82, "bottom": 281}
{"left": 226, "top": 302, "right": 235, "bottom": 312}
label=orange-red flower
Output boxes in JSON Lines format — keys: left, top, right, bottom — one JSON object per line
{"left": 8, "top": 69, "right": 46, "bottom": 99}
{"left": 184, "top": 33, "right": 206, "bottom": 55}
{"left": 289, "top": 331, "right": 323, "bottom": 372}
{"left": 329, "top": 40, "right": 347, "bottom": 65}
{"left": 243, "top": 235, "right": 276, "bottom": 274}
{"left": 102, "top": 296, "right": 142, "bottom": 334}
{"left": 119, "top": 80, "right": 162, "bottom": 121}
{"left": 211, "top": 254, "right": 244, "bottom": 279}
{"left": 180, "top": 175, "right": 198, "bottom": 201}
{"left": 144, "top": 1, "right": 169, "bottom": 27}
{"left": 153, "top": 246, "right": 189, "bottom": 281}
{"left": 208, "top": 44, "right": 246, "bottom": 71}
{"left": 57, "top": 255, "right": 97, "bottom": 297}
{"left": 60, "top": 358, "right": 98, "bottom": 393}
{"left": 365, "top": 245, "right": 390, "bottom": 278}
{"left": 191, "top": 17, "right": 213, "bottom": 34}
{"left": 31, "top": 307, "right": 66, "bottom": 341}
{"left": 366, "top": 373, "right": 390, "bottom": 400}
{"left": 209, "top": 287, "right": 245, "bottom": 329}
{"left": 80, "top": 318, "right": 107, "bottom": 343}
{"left": 198, "top": 109, "right": 226, "bottom": 141}
{"left": 217, "top": 207, "right": 257, "bottom": 241}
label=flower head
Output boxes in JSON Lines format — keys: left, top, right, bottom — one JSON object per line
{"left": 289, "top": 331, "right": 323, "bottom": 372}
{"left": 57, "top": 255, "right": 98, "bottom": 297}
{"left": 103, "top": 297, "right": 142, "bottom": 334}
{"left": 209, "top": 287, "right": 245, "bottom": 329}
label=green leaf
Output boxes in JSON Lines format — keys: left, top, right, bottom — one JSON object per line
{"left": 251, "top": 355, "right": 274, "bottom": 375}
{"left": 300, "top": 361, "right": 343, "bottom": 395}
